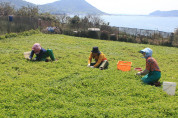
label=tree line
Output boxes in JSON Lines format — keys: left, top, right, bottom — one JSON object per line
{"left": 0, "top": 2, "right": 178, "bottom": 47}
{"left": 0, "top": 2, "right": 115, "bottom": 32}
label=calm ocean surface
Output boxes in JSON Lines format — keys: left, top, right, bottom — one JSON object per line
{"left": 101, "top": 15, "right": 178, "bottom": 33}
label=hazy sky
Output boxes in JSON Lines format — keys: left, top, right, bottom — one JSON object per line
{"left": 25, "top": 0, "right": 178, "bottom": 15}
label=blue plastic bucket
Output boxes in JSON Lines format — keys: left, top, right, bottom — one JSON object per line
{"left": 9, "top": 15, "right": 13, "bottom": 22}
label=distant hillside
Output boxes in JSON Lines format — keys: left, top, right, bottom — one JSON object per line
{"left": 39, "top": 0, "right": 105, "bottom": 15}
{"left": 149, "top": 10, "right": 178, "bottom": 17}
{"left": 0, "top": 0, "right": 35, "bottom": 9}
{"left": 0, "top": 0, "right": 106, "bottom": 15}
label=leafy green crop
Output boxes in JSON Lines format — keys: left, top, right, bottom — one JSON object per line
{"left": 0, "top": 34, "right": 177, "bottom": 117}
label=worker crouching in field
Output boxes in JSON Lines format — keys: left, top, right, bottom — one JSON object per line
{"left": 136, "top": 48, "right": 161, "bottom": 86}
{"left": 87, "top": 47, "right": 109, "bottom": 70}
{"left": 29, "top": 43, "right": 55, "bottom": 62}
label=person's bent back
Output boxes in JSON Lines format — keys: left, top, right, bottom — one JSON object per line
{"left": 29, "top": 43, "right": 55, "bottom": 61}
{"left": 87, "top": 47, "right": 109, "bottom": 70}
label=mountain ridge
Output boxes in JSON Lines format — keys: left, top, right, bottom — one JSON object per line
{"left": 0, "top": 0, "right": 105, "bottom": 15}
{"left": 0, "top": 0, "right": 35, "bottom": 8}
{"left": 38, "top": 0, "right": 105, "bottom": 15}
{"left": 149, "top": 10, "right": 178, "bottom": 17}
{"left": 1, "top": 0, "right": 178, "bottom": 16}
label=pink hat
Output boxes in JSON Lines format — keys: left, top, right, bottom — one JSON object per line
{"left": 32, "top": 43, "right": 41, "bottom": 54}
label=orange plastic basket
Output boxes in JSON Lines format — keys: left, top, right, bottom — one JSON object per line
{"left": 117, "top": 61, "right": 132, "bottom": 71}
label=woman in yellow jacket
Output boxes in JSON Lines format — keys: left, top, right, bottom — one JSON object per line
{"left": 87, "top": 47, "right": 109, "bottom": 70}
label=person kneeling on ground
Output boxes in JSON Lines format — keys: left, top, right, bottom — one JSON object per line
{"left": 29, "top": 43, "right": 55, "bottom": 62}
{"left": 136, "top": 48, "right": 161, "bottom": 86}
{"left": 87, "top": 47, "right": 109, "bottom": 70}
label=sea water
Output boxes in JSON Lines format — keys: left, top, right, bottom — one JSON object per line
{"left": 101, "top": 15, "right": 178, "bottom": 32}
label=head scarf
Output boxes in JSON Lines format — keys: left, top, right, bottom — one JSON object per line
{"left": 139, "top": 48, "right": 152, "bottom": 58}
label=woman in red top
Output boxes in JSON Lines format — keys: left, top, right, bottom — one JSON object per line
{"left": 136, "top": 48, "right": 161, "bottom": 86}
{"left": 87, "top": 47, "right": 109, "bottom": 70}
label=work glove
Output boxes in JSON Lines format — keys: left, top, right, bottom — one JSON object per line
{"left": 27, "top": 57, "right": 31, "bottom": 60}
{"left": 136, "top": 72, "right": 141, "bottom": 75}
{"left": 99, "top": 67, "right": 103, "bottom": 70}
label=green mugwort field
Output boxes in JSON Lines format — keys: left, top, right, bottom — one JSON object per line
{"left": 0, "top": 33, "right": 177, "bottom": 117}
